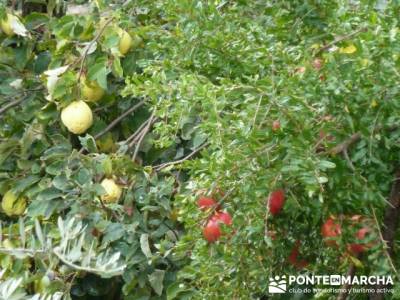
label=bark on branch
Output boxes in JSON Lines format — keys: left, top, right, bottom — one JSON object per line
{"left": 329, "top": 125, "right": 399, "bottom": 155}
{"left": 336, "top": 262, "right": 357, "bottom": 300}
{"left": 316, "top": 27, "right": 368, "bottom": 55}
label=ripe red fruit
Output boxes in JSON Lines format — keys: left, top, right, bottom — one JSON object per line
{"left": 272, "top": 120, "right": 281, "bottom": 131}
{"left": 288, "top": 245, "right": 299, "bottom": 265}
{"left": 321, "top": 217, "right": 342, "bottom": 247}
{"left": 347, "top": 243, "right": 365, "bottom": 254}
{"left": 268, "top": 189, "right": 285, "bottom": 216}
{"left": 288, "top": 240, "right": 309, "bottom": 269}
{"left": 312, "top": 58, "right": 323, "bottom": 70}
{"left": 203, "top": 220, "right": 221, "bottom": 243}
{"left": 197, "top": 197, "right": 216, "bottom": 210}
{"left": 356, "top": 227, "right": 369, "bottom": 240}
{"left": 347, "top": 227, "right": 370, "bottom": 254}
{"left": 212, "top": 211, "right": 232, "bottom": 226}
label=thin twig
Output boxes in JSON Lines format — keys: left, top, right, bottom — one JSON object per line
{"left": 127, "top": 116, "right": 158, "bottom": 148}
{"left": 77, "top": 18, "right": 114, "bottom": 82}
{"left": 316, "top": 27, "right": 368, "bottom": 54}
{"left": 0, "top": 98, "right": 27, "bottom": 116}
{"left": 343, "top": 149, "right": 355, "bottom": 171}
{"left": 0, "top": 88, "right": 45, "bottom": 117}
{"left": 99, "top": 197, "right": 120, "bottom": 221}
{"left": 0, "top": 247, "right": 46, "bottom": 256}
{"left": 251, "top": 95, "right": 263, "bottom": 129}
{"left": 369, "top": 170, "right": 400, "bottom": 300}
{"left": 329, "top": 124, "right": 399, "bottom": 155}
{"left": 132, "top": 111, "right": 156, "bottom": 162}
{"left": 330, "top": 132, "right": 361, "bottom": 155}
{"left": 94, "top": 99, "right": 146, "bottom": 140}
{"left": 370, "top": 206, "right": 399, "bottom": 277}
{"left": 161, "top": 220, "right": 179, "bottom": 241}
{"left": 200, "top": 187, "right": 235, "bottom": 227}
{"left": 154, "top": 142, "right": 210, "bottom": 171}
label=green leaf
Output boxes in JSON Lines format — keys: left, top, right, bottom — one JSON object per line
{"left": 148, "top": 269, "right": 165, "bottom": 296}
{"left": 41, "top": 144, "right": 72, "bottom": 162}
{"left": 112, "top": 55, "right": 123, "bottom": 78}
{"left": 53, "top": 174, "right": 73, "bottom": 191}
{"left": 78, "top": 134, "right": 98, "bottom": 153}
{"left": 87, "top": 58, "right": 108, "bottom": 90}
{"left": 11, "top": 175, "right": 41, "bottom": 195}
{"left": 45, "top": 160, "right": 65, "bottom": 176}
{"left": 0, "top": 139, "right": 19, "bottom": 166}
{"left": 140, "top": 233, "right": 152, "bottom": 258}
{"left": 103, "top": 223, "right": 125, "bottom": 244}
{"left": 36, "top": 188, "right": 64, "bottom": 201}
{"left": 33, "top": 51, "right": 51, "bottom": 74}
{"left": 318, "top": 160, "right": 336, "bottom": 169}
{"left": 76, "top": 168, "right": 92, "bottom": 185}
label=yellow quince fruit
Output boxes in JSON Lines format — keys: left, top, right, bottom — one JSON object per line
{"left": 101, "top": 178, "right": 122, "bottom": 203}
{"left": 118, "top": 28, "right": 133, "bottom": 55}
{"left": 61, "top": 101, "right": 93, "bottom": 134}
{"left": 1, "top": 13, "right": 16, "bottom": 36}
{"left": 2, "top": 190, "right": 26, "bottom": 216}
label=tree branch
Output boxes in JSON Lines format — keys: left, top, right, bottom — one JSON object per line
{"left": 316, "top": 27, "right": 368, "bottom": 54}
{"left": 0, "top": 88, "right": 44, "bottom": 117}
{"left": 131, "top": 111, "right": 156, "bottom": 162}
{"left": 127, "top": 116, "right": 158, "bottom": 148}
{"left": 77, "top": 18, "right": 114, "bottom": 82}
{"left": 329, "top": 132, "right": 361, "bottom": 155}
{"left": 154, "top": 142, "right": 210, "bottom": 171}
{"left": 329, "top": 125, "right": 399, "bottom": 155}
{"left": 370, "top": 206, "right": 399, "bottom": 277}
{"left": 94, "top": 99, "right": 146, "bottom": 140}
{"left": 0, "top": 98, "right": 27, "bottom": 116}
{"left": 336, "top": 261, "right": 357, "bottom": 300}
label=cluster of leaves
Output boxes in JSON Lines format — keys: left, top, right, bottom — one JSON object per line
{"left": 1, "top": 0, "right": 400, "bottom": 299}
{"left": 0, "top": 0, "right": 192, "bottom": 299}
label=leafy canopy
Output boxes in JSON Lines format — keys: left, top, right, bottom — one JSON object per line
{"left": 0, "top": 0, "right": 400, "bottom": 299}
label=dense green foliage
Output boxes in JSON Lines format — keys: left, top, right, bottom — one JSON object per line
{"left": 0, "top": 0, "right": 399, "bottom": 299}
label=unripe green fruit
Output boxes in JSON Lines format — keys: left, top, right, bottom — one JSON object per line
{"left": 81, "top": 78, "right": 105, "bottom": 102}
{"left": 34, "top": 275, "right": 51, "bottom": 293}
{"left": 96, "top": 133, "right": 116, "bottom": 153}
